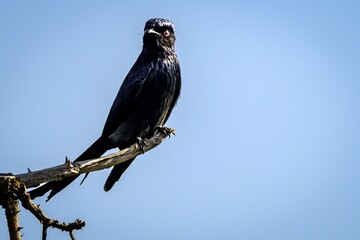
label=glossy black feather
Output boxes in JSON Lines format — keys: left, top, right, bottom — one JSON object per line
{"left": 30, "top": 18, "right": 181, "bottom": 200}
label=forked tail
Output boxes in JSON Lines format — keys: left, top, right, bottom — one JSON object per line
{"left": 29, "top": 137, "right": 108, "bottom": 201}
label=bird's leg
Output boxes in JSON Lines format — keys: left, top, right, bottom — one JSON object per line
{"left": 155, "top": 126, "right": 175, "bottom": 138}
{"left": 136, "top": 137, "right": 147, "bottom": 153}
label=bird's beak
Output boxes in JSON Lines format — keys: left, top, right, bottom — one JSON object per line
{"left": 146, "top": 28, "right": 161, "bottom": 36}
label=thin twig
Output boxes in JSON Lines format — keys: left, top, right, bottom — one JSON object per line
{"left": 42, "top": 224, "right": 47, "bottom": 240}
{"left": 69, "top": 231, "right": 76, "bottom": 240}
{"left": 1, "top": 177, "right": 85, "bottom": 239}
{"left": 15, "top": 179, "right": 85, "bottom": 232}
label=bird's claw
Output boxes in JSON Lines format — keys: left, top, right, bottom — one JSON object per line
{"left": 155, "top": 126, "right": 175, "bottom": 138}
{"left": 136, "top": 137, "right": 147, "bottom": 153}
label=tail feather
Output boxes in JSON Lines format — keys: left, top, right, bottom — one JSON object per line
{"left": 104, "top": 158, "right": 135, "bottom": 191}
{"left": 30, "top": 137, "right": 108, "bottom": 201}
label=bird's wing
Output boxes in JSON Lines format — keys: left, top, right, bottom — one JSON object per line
{"left": 101, "top": 57, "right": 152, "bottom": 137}
{"left": 164, "top": 63, "right": 181, "bottom": 123}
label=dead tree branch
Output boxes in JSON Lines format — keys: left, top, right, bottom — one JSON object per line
{"left": 1, "top": 177, "right": 21, "bottom": 240}
{"left": 0, "top": 128, "right": 174, "bottom": 239}
{"left": 1, "top": 177, "right": 85, "bottom": 240}
{"left": 15, "top": 129, "right": 173, "bottom": 188}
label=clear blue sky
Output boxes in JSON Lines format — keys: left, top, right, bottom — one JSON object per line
{"left": 1, "top": 1, "right": 360, "bottom": 239}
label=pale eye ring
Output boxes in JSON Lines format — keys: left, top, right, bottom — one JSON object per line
{"left": 163, "top": 30, "right": 170, "bottom": 37}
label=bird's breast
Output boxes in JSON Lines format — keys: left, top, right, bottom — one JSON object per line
{"left": 143, "top": 56, "right": 179, "bottom": 124}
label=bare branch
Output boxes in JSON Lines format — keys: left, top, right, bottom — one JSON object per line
{"left": 16, "top": 180, "right": 85, "bottom": 231}
{"left": 42, "top": 224, "right": 47, "bottom": 240}
{"left": 15, "top": 129, "right": 173, "bottom": 187}
{"left": 1, "top": 177, "right": 85, "bottom": 239}
{"left": 1, "top": 128, "right": 174, "bottom": 239}
{"left": 1, "top": 177, "right": 22, "bottom": 240}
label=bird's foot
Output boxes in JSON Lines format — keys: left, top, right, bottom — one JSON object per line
{"left": 136, "top": 137, "right": 148, "bottom": 153}
{"left": 155, "top": 126, "right": 175, "bottom": 138}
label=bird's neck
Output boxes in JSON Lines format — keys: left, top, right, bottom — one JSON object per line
{"left": 142, "top": 45, "right": 175, "bottom": 58}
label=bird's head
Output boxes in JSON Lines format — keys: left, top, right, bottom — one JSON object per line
{"left": 143, "top": 18, "right": 176, "bottom": 53}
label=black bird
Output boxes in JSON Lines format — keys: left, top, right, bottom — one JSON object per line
{"left": 30, "top": 18, "right": 181, "bottom": 201}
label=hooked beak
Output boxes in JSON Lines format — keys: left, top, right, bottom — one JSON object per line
{"left": 146, "top": 28, "right": 161, "bottom": 36}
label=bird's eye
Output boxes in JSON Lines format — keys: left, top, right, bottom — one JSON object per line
{"left": 163, "top": 30, "right": 170, "bottom": 37}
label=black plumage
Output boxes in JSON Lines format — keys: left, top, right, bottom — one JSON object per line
{"left": 30, "top": 18, "right": 181, "bottom": 200}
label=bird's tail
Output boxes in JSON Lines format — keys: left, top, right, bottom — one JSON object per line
{"left": 103, "top": 158, "right": 135, "bottom": 191}
{"left": 29, "top": 137, "right": 108, "bottom": 201}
